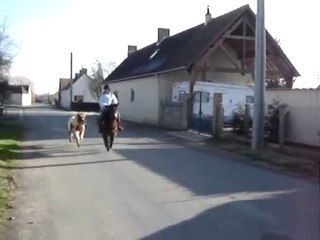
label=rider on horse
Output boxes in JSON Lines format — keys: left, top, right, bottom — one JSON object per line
{"left": 98, "top": 83, "right": 123, "bottom": 132}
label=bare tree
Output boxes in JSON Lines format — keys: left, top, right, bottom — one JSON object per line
{"left": 0, "top": 19, "right": 18, "bottom": 82}
{"left": 104, "top": 61, "right": 117, "bottom": 77}
{"left": 89, "top": 60, "right": 117, "bottom": 98}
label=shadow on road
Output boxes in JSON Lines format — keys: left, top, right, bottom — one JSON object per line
{"left": 140, "top": 198, "right": 309, "bottom": 240}
{"left": 115, "top": 144, "right": 306, "bottom": 195}
{"left": 0, "top": 158, "right": 128, "bottom": 170}
{"left": 112, "top": 131, "right": 319, "bottom": 240}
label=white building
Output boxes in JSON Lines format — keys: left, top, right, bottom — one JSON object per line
{"left": 0, "top": 85, "right": 32, "bottom": 106}
{"left": 59, "top": 68, "right": 99, "bottom": 111}
{"left": 104, "top": 5, "right": 299, "bottom": 127}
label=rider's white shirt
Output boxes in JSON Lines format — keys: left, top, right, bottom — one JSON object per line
{"left": 98, "top": 92, "right": 118, "bottom": 111}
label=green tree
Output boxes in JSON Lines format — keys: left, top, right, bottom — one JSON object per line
{"left": 266, "top": 77, "right": 295, "bottom": 89}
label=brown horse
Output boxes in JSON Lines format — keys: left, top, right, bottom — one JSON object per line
{"left": 100, "top": 104, "right": 119, "bottom": 151}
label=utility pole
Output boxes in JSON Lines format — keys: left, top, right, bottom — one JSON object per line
{"left": 252, "top": 0, "right": 266, "bottom": 151}
{"left": 70, "top": 52, "right": 73, "bottom": 110}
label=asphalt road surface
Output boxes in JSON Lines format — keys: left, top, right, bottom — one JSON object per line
{"left": 1, "top": 105, "right": 319, "bottom": 240}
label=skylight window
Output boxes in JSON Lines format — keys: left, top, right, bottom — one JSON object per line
{"left": 156, "top": 37, "right": 165, "bottom": 46}
{"left": 149, "top": 49, "right": 160, "bottom": 59}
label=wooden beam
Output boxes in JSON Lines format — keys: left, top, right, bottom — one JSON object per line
{"left": 201, "top": 61, "right": 207, "bottom": 81}
{"left": 189, "top": 70, "right": 199, "bottom": 97}
{"left": 192, "top": 17, "right": 254, "bottom": 72}
{"left": 194, "top": 17, "right": 247, "bottom": 66}
{"left": 221, "top": 17, "right": 255, "bottom": 41}
{"left": 244, "top": 18, "right": 255, "bottom": 33}
{"left": 205, "top": 38, "right": 224, "bottom": 58}
{"left": 193, "top": 66, "right": 251, "bottom": 73}
{"left": 211, "top": 67, "right": 252, "bottom": 74}
{"left": 193, "top": 66, "right": 282, "bottom": 76}
{"left": 226, "top": 17, "right": 246, "bottom": 35}
{"left": 241, "top": 20, "right": 247, "bottom": 75}
{"left": 223, "top": 35, "right": 255, "bottom": 41}
{"left": 219, "top": 44, "right": 241, "bottom": 70}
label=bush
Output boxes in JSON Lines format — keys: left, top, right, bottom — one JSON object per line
{"left": 264, "top": 100, "right": 289, "bottom": 143}
{"left": 232, "top": 104, "right": 252, "bottom": 135}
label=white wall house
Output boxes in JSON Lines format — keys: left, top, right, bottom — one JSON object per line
{"left": 60, "top": 87, "right": 71, "bottom": 109}
{"left": 59, "top": 69, "right": 99, "bottom": 111}
{"left": 2, "top": 85, "right": 32, "bottom": 106}
{"left": 109, "top": 76, "right": 160, "bottom": 125}
{"left": 104, "top": 5, "right": 299, "bottom": 127}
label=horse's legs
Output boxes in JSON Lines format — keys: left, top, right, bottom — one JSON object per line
{"left": 68, "top": 131, "right": 72, "bottom": 142}
{"left": 103, "top": 134, "right": 110, "bottom": 151}
{"left": 110, "top": 133, "right": 114, "bottom": 149}
{"left": 75, "top": 132, "right": 80, "bottom": 147}
{"left": 79, "top": 129, "right": 84, "bottom": 141}
{"left": 106, "top": 136, "right": 110, "bottom": 151}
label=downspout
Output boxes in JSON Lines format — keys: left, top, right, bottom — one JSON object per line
{"left": 157, "top": 74, "right": 162, "bottom": 127}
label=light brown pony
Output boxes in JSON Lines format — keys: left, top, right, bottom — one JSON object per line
{"left": 100, "top": 104, "right": 119, "bottom": 151}
{"left": 68, "top": 113, "right": 86, "bottom": 147}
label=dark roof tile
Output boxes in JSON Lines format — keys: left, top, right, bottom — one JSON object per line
{"left": 0, "top": 85, "right": 29, "bottom": 93}
{"left": 106, "top": 4, "right": 299, "bottom": 82}
{"left": 106, "top": 5, "right": 250, "bottom": 81}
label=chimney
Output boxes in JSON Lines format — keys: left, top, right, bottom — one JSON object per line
{"left": 205, "top": 6, "right": 212, "bottom": 25}
{"left": 128, "top": 45, "right": 137, "bottom": 57}
{"left": 158, "top": 28, "right": 170, "bottom": 42}
{"left": 80, "top": 68, "right": 87, "bottom": 75}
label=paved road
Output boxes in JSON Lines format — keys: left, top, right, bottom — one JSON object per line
{"left": 1, "top": 105, "right": 319, "bottom": 240}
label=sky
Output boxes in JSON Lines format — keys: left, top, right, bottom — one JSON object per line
{"left": 0, "top": 0, "right": 319, "bottom": 93}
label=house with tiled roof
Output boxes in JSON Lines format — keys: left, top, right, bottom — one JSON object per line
{"left": 104, "top": 5, "right": 299, "bottom": 126}
{"left": 59, "top": 68, "right": 99, "bottom": 111}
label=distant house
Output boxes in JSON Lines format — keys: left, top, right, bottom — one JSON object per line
{"left": 104, "top": 5, "right": 300, "bottom": 126}
{"left": 59, "top": 68, "right": 99, "bottom": 111}
{"left": 58, "top": 78, "right": 71, "bottom": 104}
{"left": 0, "top": 82, "right": 32, "bottom": 106}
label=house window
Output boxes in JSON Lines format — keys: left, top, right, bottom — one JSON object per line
{"left": 194, "top": 91, "right": 210, "bottom": 103}
{"left": 74, "top": 95, "right": 83, "bottom": 102}
{"left": 246, "top": 96, "right": 254, "bottom": 103}
{"left": 178, "top": 90, "right": 186, "bottom": 102}
{"left": 130, "top": 88, "right": 135, "bottom": 102}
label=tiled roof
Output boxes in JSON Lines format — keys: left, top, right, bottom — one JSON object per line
{"left": 106, "top": 4, "right": 299, "bottom": 82}
{"left": 0, "top": 84, "right": 29, "bottom": 93}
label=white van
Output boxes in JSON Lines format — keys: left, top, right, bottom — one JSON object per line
{"left": 172, "top": 81, "right": 254, "bottom": 124}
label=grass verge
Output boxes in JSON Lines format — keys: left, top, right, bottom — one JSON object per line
{"left": 0, "top": 119, "right": 22, "bottom": 227}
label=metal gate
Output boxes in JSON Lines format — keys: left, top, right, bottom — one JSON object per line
{"left": 188, "top": 91, "right": 212, "bottom": 134}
